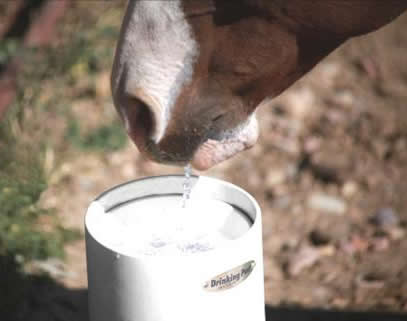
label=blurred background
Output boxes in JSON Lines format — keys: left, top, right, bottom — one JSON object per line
{"left": 1, "top": 1, "right": 407, "bottom": 320}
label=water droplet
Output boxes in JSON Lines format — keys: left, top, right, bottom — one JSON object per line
{"left": 116, "top": 253, "right": 121, "bottom": 259}
{"left": 181, "top": 164, "right": 192, "bottom": 208}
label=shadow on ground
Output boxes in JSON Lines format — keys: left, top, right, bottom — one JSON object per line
{"left": 266, "top": 305, "right": 407, "bottom": 321}
{"left": 1, "top": 255, "right": 406, "bottom": 321}
{"left": 0, "top": 255, "right": 87, "bottom": 321}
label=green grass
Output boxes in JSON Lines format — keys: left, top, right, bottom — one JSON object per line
{"left": 0, "top": 119, "right": 80, "bottom": 262}
{"left": 0, "top": 1, "right": 123, "bottom": 270}
{"left": 0, "top": 38, "right": 20, "bottom": 66}
{"left": 0, "top": 4, "right": 127, "bottom": 320}
{"left": 66, "top": 118, "right": 127, "bottom": 152}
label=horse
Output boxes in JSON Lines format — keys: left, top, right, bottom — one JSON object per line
{"left": 111, "top": 0, "right": 407, "bottom": 170}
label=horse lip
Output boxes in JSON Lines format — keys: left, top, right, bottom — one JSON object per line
{"left": 191, "top": 114, "right": 259, "bottom": 170}
{"left": 131, "top": 114, "right": 259, "bottom": 170}
{"left": 141, "top": 138, "right": 194, "bottom": 166}
{"left": 190, "top": 137, "right": 254, "bottom": 170}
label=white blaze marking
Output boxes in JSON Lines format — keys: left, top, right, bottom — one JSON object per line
{"left": 112, "top": 0, "right": 198, "bottom": 142}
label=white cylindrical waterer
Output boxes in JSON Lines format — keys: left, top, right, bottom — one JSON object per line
{"left": 85, "top": 175, "right": 265, "bottom": 321}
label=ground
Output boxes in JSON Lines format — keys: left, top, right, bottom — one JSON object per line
{"left": 2, "top": 2, "right": 407, "bottom": 320}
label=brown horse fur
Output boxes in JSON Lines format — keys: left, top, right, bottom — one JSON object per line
{"left": 111, "top": 0, "right": 407, "bottom": 169}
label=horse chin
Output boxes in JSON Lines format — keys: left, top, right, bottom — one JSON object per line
{"left": 191, "top": 115, "right": 259, "bottom": 170}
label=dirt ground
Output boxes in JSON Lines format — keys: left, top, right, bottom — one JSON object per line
{"left": 4, "top": 2, "right": 407, "bottom": 320}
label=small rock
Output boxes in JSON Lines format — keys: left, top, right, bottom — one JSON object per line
{"left": 318, "top": 62, "right": 341, "bottom": 86}
{"left": 370, "top": 237, "right": 390, "bottom": 252}
{"left": 286, "top": 163, "right": 299, "bottom": 179}
{"left": 308, "top": 193, "right": 347, "bottom": 215}
{"left": 304, "top": 136, "right": 322, "bottom": 154}
{"left": 309, "top": 229, "right": 331, "bottom": 246}
{"left": 312, "top": 286, "right": 333, "bottom": 302}
{"left": 322, "top": 270, "right": 339, "bottom": 283}
{"left": 29, "top": 258, "right": 75, "bottom": 279}
{"left": 370, "top": 208, "right": 400, "bottom": 228}
{"left": 326, "top": 109, "right": 345, "bottom": 124}
{"left": 342, "top": 181, "right": 358, "bottom": 198}
{"left": 387, "top": 226, "right": 405, "bottom": 241}
{"left": 287, "top": 246, "right": 321, "bottom": 277}
{"left": 265, "top": 169, "right": 286, "bottom": 188}
{"left": 356, "top": 272, "right": 385, "bottom": 289}
{"left": 318, "top": 245, "right": 336, "bottom": 257}
{"left": 331, "top": 297, "right": 349, "bottom": 309}
{"left": 310, "top": 151, "right": 349, "bottom": 183}
{"left": 285, "top": 87, "right": 316, "bottom": 120}
{"left": 340, "top": 235, "right": 369, "bottom": 255}
{"left": 281, "top": 238, "right": 300, "bottom": 251}
{"left": 333, "top": 89, "right": 355, "bottom": 106}
{"left": 271, "top": 196, "right": 292, "bottom": 209}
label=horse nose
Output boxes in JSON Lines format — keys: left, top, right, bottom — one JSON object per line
{"left": 118, "top": 88, "right": 166, "bottom": 145}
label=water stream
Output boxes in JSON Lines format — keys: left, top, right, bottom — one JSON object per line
{"left": 181, "top": 164, "right": 192, "bottom": 208}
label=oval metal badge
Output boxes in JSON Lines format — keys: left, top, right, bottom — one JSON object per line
{"left": 203, "top": 260, "right": 256, "bottom": 292}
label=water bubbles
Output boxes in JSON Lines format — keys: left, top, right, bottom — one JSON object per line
{"left": 181, "top": 164, "right": 192, "bottom": 208}
{"left": 178, "top": 241, "right": 213, "bottom": 254}
{"left": 150, "top": 239, "right": 167, "bottom": 248}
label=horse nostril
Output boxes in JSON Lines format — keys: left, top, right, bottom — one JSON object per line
{"left": 121, "top": 88, "right": 165, "bottom": 143}
{"left": 129, "top": 97, "right": 155, "bottom": 139}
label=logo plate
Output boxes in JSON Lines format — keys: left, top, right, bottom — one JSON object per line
{"left": 203, "top": 260, "right": 256, "bottom": 292}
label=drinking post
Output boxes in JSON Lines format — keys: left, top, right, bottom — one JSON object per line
{"left": 85, "top": 175, "right": 265, "bottom": 321}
